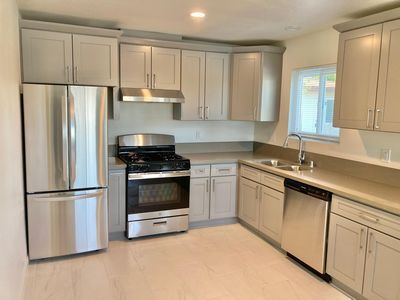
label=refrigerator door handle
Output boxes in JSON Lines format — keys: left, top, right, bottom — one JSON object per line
{"left": 33, "top": 191, "right": 104, "bottom": 202}
{"left": 61, "top": 94, "right": 69, "bottom": 185}
{"left": 69, "top": 90, "right": 77, "bottom": 187}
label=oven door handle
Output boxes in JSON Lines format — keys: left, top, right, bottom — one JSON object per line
{"left": 128, "top": 170, "right": 191, "bottom": 180}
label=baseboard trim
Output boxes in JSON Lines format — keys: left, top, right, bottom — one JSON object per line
{"left": 189, "top": 217, "right": 238, "bottom": 229}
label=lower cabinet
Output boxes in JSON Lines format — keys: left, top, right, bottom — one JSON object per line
{"left": 327, "top": 195, "right": 400, "bottom": 299}
{"left": 189, "top": 177, "right": 210, "bottom": 222}
{"left": 108, "top": 169, "right": 126, "bottom": 233}
{"left": 210, "top": 176, "right": 237, "bottom": 219}
{"left": 189, "top": 164, "right": 237, "bottom": 222}
{"left": 239, "top": 177, "right": 259, "bottom": 228}
{"left": 238, "top": 165, "right": 285, "bottom": 244}
{"left": 363, "top": 229, "right": 400, "bottom": 300}
{"left": 259, "top": 186, "right": 284, "bottom": 242}
{"left": 326, "top": 214, "right": 367, "bottom": 294}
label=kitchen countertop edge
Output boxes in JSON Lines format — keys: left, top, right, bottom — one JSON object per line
{"left": 240, "top": 159, "right": 400, "bottom": 217}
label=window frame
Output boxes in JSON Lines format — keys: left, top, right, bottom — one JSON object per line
{"left": 289, "top": 64, "right": 339, "bottom": 142}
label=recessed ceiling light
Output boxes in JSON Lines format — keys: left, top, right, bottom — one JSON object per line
{"left": 285, "top": 25, "right": 301, "bottom": 31}
{"left": 190, "top": 11, "right": 206, "bottom": 18}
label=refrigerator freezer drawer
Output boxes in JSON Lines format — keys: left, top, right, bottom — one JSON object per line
{"left": 27, "top": 189, "right": 108, "bottom": 259}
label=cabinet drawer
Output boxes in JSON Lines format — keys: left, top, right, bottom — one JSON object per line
{"left": 260, "top": 171, "right": 284, "bottom": 192}
{"left": 211, "top": 163, "right": 237, "bottom": 177}
{"left": 191, "top": 165, "right": 210, "bottom": 178}
{"left": 240, "top": 165, "right": 261, "bottom": 182}
{"left": 332, "top": 195, "right": 400, "bottom": 239}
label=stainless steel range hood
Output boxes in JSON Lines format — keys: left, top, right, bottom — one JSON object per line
{"left": 121, "top": 88, "right": 185, "bottom": 103}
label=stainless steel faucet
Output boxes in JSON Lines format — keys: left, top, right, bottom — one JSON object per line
{"left": 283, "top": 133, "right": 306, "bottom": 165}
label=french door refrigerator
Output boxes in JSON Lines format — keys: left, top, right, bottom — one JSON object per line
{"left": 23, "top": 84, "right": 108, "bottom": 260}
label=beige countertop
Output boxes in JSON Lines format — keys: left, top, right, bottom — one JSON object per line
{"left": 108, "top": 157, "right": 126, "bottom": 170}
{"left": 181, "top": 151, "right": 265, "bottom": 164}
{"left": 240, "top": 159, "right": 400, "bottom": 217}
{"left": 108, "top": 151, "right": 400, "bottom": 216}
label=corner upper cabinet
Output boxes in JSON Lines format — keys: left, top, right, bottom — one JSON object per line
{"left": 21, "top": 29, "right": 118, "bottom": 86}
{"left": 72, "top": 34, "right": 118, "bottom": 86}
{"left": 120, "top": 45, "right": 180, "bottom": 90}
{"left": 174, "top": 51, "right": 230, "bottom": 120}
{"left": 333, "top": 25, "right": 382, "bottom": 130}
{"left": 21, "top": 29, "right": 73, "bottom": 84}
{"left": 230, "top": 51, "right": 282, "bottom": 121}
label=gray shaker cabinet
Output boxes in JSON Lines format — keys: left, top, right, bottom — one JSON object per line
{"left": 108, "top": 169, "right": 126, "bottom": 233}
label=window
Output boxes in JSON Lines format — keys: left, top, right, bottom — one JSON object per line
{"left": 289, "top": 65, "right": 340, "bottom": 141}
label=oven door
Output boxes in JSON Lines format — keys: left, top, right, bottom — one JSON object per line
{"left": 127, "top": 170, "right": 190, "bottom": 221}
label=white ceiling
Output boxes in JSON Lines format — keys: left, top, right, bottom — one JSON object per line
{"left": 17, "top": 0, "right": 400, "bottom": 43}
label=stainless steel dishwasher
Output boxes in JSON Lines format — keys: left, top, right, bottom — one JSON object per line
{"left": 281, "top": 179, "right": 332, "bottom": 277}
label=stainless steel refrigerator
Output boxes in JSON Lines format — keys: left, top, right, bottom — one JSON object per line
{"left": 23, "top": 84, "right": 108, "bottom": 260}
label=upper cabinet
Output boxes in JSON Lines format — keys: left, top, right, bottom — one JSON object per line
{"left": 230, "top": 51, "right": 282, "bottom": 121}
{"left": 72, "top": 34, "right": 118, "bottom": 86}
{"left": 21, "top": 29, "right": 118, "bottom": 86}
{"left": 22, "top": 29, "right": 73, "bottom": 84}
{"left": 333, "top": 25, "right": 382, "bottom": 130}
{"left": 120, "top": 44, "right": 181, "bottom": 90}
{"left": 174, "top": 50, "right": 230, "bottom": 120}
{"left": 376, "top": 19, "right": 400, "bottom": 132}
{"left": 334, "top": 19, "right": 400, "bottom": 133}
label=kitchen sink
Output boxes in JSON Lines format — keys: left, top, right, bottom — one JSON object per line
{"left": 260, "top": 159, "right": 313, "bottom": 172}
{"left": 260, "top": 159, "right": 295, "bottom": 167}
{"left": 276, "top": 165, "right": 313, "bottom": 172}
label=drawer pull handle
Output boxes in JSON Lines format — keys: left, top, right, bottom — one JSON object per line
{"left": 153, "top": 221, "right": 167, "bottom": 226}
{"left": 359, "top": 213, "right": 379, "bottom": 223}
{"left": 218, "top": 168, "right": 231, "bottom": 172}
{"left": 368, "top": 232, "right": 374, "bottom": 254}
{"left": 359, "top": 228, "right": 364, "bottom": 249}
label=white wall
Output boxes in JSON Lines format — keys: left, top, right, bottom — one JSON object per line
{"left": 108, "top": 102, "right": 255, "bottom": 144}
{"left": 0, "top": 0, "right": 27, "bottom": 298}
{"left": 255, "top": 28, "right": 400, "bottom": 169}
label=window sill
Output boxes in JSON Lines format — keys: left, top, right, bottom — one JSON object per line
{"left": 289, "top": 133, "right": 340, "bottom": 144}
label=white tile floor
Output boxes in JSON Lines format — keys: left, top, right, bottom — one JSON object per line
{"left": 22, "top": 224, "right": 350, "bottom": 300}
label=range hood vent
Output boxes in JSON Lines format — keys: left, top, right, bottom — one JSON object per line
{"left": 121, "top": 88, "right": 185, "bottom": 103}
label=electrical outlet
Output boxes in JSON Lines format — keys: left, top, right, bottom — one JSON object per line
{"left": 380, "top": 149, "right": 391, "bottom": 162}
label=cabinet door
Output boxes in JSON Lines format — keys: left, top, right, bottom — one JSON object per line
{"left": 238, "top": 177, "right": 259, "bottom": 228}
{"left": 120, "top": 44, "right": 151, "bottom": 88}
{"left": 333, "top": 25, "right": 382, "bottom": 130}
{"left": 230, "top": 53, "right": 261, "bottom": 121}
{"left": 326, "top": 214, "right": 367, "bottom": 294}
{"left": 72, "top": 34, "right": 118, "bottom": 86}
{"left": 210, "top": 176, "right": 237, "bottom": 219}
{"left": 178, "top": 50, "right": 205, "bottom": 120}
{"left": 363, "top": 229, "right": 400, "bottom": 300}
{"left": 151, "top": 47, "right": 181, "bottom": 90}
{"left": 259, "top": 186, "right": 284, "bottom": 243}
{"left": 21, "top": 29, "right": 73, "bottom": 84}
{"left": 204, "top": 52, "right": 230, "bottom": 120}
{"left": 375, "top": 19, "right": 400, "bottom": 133}
{"left": 108, "top": 170, "right": 126, "bottom": 233}
{"left": 189, "top": 177, "right": 210, "bottom": 222}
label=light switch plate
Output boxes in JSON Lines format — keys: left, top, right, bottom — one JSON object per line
{"left": 380, "top": 149, "right": 391, "bottom": 162}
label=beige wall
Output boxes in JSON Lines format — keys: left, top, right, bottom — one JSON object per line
{"left": 255, "top": 28, "right": 400, "bottom": 169}
{"left": 108, "top": 102, "right": 255, "bottom": 144}
{"left": 0, "top": 0, "right": 27, "bottom": 298}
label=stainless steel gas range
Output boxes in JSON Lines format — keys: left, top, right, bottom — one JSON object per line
{"left": 117, "top": 134, "right": 191, "bottom": 239}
